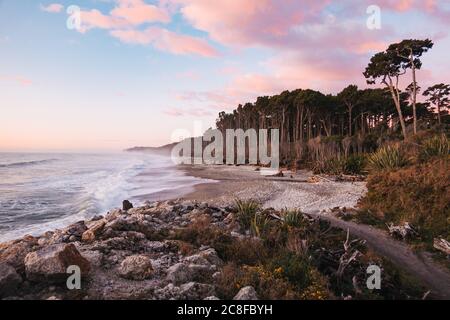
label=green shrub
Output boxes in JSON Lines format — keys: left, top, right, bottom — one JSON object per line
{"left": 419, "top": 135, "right": 449, "bottom": 161}
{"left": 250, "top": 213, "right": 272, "bottom": 238}
{"left": 280, "top": 209, "right": 306, "bottom": 228}
{"left": 234, "top": 199, "right": 260, "bottom": 230}
{"left": 343, "top": 154, "right": 366, "bottom": 174}
{"left": 268, "top": 251, "right": 313, "bottom": 291}
{"left": 368, "top": 145, "right": 408, "bottom": 171}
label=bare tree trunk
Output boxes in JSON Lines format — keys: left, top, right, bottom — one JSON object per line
{"left": 347, "top": 104, "right": 353, "bottom": 136}
{"left": 411, "top": 54, "right": 418, "bottom": 135}
{"left": 386, "top": 77, "right": 408, "bottom": 139}
{"left": 437, "top": 103, "right": 442, "bottom": 125}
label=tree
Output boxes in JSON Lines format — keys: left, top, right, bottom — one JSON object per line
{"left": 423, "top": 83, "right": 450, "bottom": 125}
{"left": 388, "top": 39, "right": 433, "bottom": 134}
{"left": 364, "top": 51, "right": 408, "bottom": 139}
{"left": 338, "top": 85, "right": 361, "bottom": 136}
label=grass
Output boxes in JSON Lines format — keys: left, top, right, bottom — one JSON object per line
{"left": 359, "top": 158, "right": 449, "bottom": 243}
{"left": 368, "top": 145, "right": 409, "bottom": 171}
{"left": 234, "top": 199, "right": 260, "bottom": 231}
{"left": 419, "top": 134, "right": 449, "bottom": 162}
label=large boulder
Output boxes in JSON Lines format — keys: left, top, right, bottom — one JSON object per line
{"left": 233, "top": 286, "right": 258, "bottom": 300}
{"left": 81, "top": 219, "right": 106, "bottom": 243}
{"left": 122, "top": 200, "right": 133, "bottom": 211}
{"left": 24, "top": 243, "right": 90, "bottom": 282}
{"left": 118, "top": 255, "right": 154, "bottom": 280}
{"left": 0, "top": 236, "right": 38, "bottom": 274}
{"left": 0, "top": 263, "right": 22, "bottom": 297}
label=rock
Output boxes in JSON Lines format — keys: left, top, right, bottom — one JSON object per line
{"left": 183, "top": 255, "right": 210, "bottom": 266}
{"left": 82, "top": 219, "right": 106, "bottom": 243}
{"left": 0, "top": 237, "right": 38, "bottom": 274}
{"left": 233, "top": 286, "right": 258, "bottom": 300}
{"left": 204, "top": 296, "right": 220, "bottom": 300}
{"left": 118, "top": 255, "right": 154, "bottom": 280}
{"left": 166, "top": 263, "right": 191, "bottom": 285}
{"left": 179, "top": 282, "right": 215, "bottom": 300}
{"left": 0, "top": 263, "right": 22, "bottom": 297}
{"left": 80, "top": 250, "right": 103, "bottom": 268}
{"left": 65, "top": 221, "right": 87, "bottom": 239}
{"left": 123, "top": 200, "right": 133, "bottom": 211}
{"left": 199, "top": 248, "right": 223, "bottom": 267}
{"left": 24, "top": 243, "right": 90, "bottom": 282}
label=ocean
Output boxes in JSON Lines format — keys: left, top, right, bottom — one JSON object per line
{"left": 0, "top": 152, "right": 207, "bottom": 242}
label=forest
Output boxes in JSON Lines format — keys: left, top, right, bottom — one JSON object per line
{"left": 215, "top": 39, "right": 449, "bottom": 172}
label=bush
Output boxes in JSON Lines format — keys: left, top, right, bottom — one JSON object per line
{"left": 360, "top": 159, "right": 450, "bottom": 242}
{"left": 368, "top": 145, "right": 408, "bottom": 171}
{"left": 234, "top": 199, "right": 260, "bottom": 230}
{"left": 313, "top": 155, "right": 366, "bottom": 175}
{"left": 419, "top": 134, "right": 449, "bottom": 161}
{"left": 250, "top": 213, "right": 272, "bottom": 238}
{"left": 215, "top": 263, "right": 299, "bottom": 300}
{"left": 280, "top": 209, "right": 307, "bottom": 228}
{"left": 343, "top": 154, "right": 366, "bottom": 174}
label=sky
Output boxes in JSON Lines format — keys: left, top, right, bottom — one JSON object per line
{"left": 1, "top": 0, "right": 449, "bottom": 152}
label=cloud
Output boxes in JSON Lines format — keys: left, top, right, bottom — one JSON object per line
{"left": 111, "top": 0, "right": 170, "bottom": 24}
{"left": 74, "top": 1, "right": 217, "bottom": 57}
{"left": 40, "top": 3, "right": 64, "bottom": 13}
{"left": 0, "top": 75, "right": 33, "bottom": 86}
{"left": 110, "top": 27, "right": 218, "bottom": 57}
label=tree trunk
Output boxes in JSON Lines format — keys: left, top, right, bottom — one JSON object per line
{"left": 386, "top": 77, "right": 408, "bottom": 139}
{"left": 437, "top": 103, "right": 442, "bottom": 125}
{"left": 411, "top": 54, "right": 418, "bottom": 135}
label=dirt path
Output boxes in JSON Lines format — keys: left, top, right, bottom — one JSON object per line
{"left": 307, "top": 212, "right": 450, "bottom": 300}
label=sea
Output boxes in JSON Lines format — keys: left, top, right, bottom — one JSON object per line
{"left": 0, "top": 152, "right": 208, "bottom": 242}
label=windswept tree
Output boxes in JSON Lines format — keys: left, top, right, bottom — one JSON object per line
{"left": 337, "top": 85, "right": 361, "bottom": 136}
{"left": 364, "top": 50, "right": 408, "bottom": 139}
{"left": 423, "top": 83, "right": 450, "bottom": 125}
{"left": 388, "top": 39, "right": 433, "bottom": 134}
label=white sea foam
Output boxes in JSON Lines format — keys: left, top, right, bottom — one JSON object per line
{"left": 0, "top": 152, "right": 209, "bottom": 242}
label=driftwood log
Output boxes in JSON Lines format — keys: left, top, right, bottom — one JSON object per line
{"left": 387, "top": 222, "right": 418, "bottom": 240}
{"left": 433, "top": 238, "right": 450, "bottom": 255}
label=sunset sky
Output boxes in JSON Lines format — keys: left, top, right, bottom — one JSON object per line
{"left": 1, "top": 0, "right": 449, "bottom": 152}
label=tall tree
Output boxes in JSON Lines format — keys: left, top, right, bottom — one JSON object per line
{"left": 364, "top": 51, "right": 408, "bottom": 139}
{"left": 337, "top": 85, "right": 361, "bottom": 136}
{"left": 423, "top": 83, "right": 450, "bottom": 125}
{"left": 388, "top": 39, "right": 434, "bottom": 134}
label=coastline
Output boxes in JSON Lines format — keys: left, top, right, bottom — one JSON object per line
{"left": 1, "top": 163, "right": 450, "bottom": 300}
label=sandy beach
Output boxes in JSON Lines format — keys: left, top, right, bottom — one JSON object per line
{"left": 179, "top": 164, "right": 367, "bottom": 213}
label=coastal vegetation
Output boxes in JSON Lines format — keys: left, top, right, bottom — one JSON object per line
{"left": 214, "top": 39, "right": 449, "bottom": 253}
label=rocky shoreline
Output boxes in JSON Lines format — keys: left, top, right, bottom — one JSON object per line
{"left": 0, "top": 197, "right": 428, "bottom": 300}
{"left": 0, "top": 200, "right": 242, "bottom": 300}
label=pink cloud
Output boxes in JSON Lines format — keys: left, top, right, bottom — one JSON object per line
{"left": 111, "top": 0, "right": 170, "bottom": 24}
{"left": 0, "top": 75, "right": 33, "bottom": 86}
{"left": 110, "top": 27, "right": 218, "bottom": 57}
{"left": 40, "top": 3, "right": 64, "bottom": 13}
